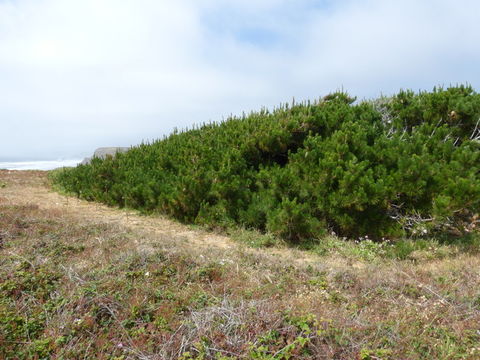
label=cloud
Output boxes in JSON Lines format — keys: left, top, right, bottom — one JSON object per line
{"left": 293, "top": 0, "right": 480, "bottom": 97}
{"left": 0, "top": 0, "right": 479, "bottom": 160}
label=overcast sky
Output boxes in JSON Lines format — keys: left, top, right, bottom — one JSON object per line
{"left": 1, "top": 0, "right": 479, "bottom": 161}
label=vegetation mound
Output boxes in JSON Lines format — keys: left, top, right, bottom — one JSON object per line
{"left": 52, "top": 86, "right": 480, "bottom": 242}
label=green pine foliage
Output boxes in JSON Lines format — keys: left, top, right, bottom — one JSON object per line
{"left": 51, "top": 86, "right": 480, "bottom": 242}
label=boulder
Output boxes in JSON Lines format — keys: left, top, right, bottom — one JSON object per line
{"left": 80, "top": 147, "right": 129, "bottom": 165}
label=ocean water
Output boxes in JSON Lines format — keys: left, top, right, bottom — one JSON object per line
{"left": 0, "top": 159, "right": 82, "bottom": 171}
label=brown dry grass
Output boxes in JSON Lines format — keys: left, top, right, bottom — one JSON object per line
{"left": 1, "top": 170, "right": 480, "bottom": 359}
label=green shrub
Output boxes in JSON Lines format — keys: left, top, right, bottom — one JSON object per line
{"left": 51, "top": 86, "right": 480, "bottom": 243}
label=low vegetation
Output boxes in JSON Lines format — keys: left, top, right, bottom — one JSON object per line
{"left": 5, "top": 86, "right": 480, "bottom": 358}
{"left": 52, "top": 86, "right": 480, "bottom": 242}
{"left": 1, "top": 171, "right": 480, "bottom": 359}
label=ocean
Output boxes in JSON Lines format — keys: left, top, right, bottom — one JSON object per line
{"left": 0, "top": 159, "right": 82, "bottom": 171}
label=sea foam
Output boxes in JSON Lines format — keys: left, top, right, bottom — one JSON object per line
{"left": 0, "top": 159, "right": 81, "bottom": 171}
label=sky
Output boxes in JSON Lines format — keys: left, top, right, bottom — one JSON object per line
{"left": 0, "top": 0, "right": 479, "bottom": 161}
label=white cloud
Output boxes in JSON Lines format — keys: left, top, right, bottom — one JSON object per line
{"left": 0, "top": 0, "right": 202, "bottom": 67}
{"left": 293, "top": 0, "right": 480, "bottom": 96}
{"left": 0, "top": 0, "right": 479, "bottom": 160}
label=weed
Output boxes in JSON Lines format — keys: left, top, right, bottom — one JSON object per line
{"left": 230, "top": 228, "right": 280, "bottom": 248}
{"left": 2, "top": 170, "right": 480, "bottom": 359}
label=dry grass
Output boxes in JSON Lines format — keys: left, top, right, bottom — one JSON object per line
{"left": 1, "top": 170, "right": 480, "bottom": 359}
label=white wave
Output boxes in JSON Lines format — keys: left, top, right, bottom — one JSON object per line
{"left": 0, "top": 159, "right": 82, "bottom": 171}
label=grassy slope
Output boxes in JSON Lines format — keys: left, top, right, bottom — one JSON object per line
{"left": 1, "top": 171, "right": 480, "bottom": 359}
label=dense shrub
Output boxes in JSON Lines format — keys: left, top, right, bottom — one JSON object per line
{"left": 51, "top": 86, "right": 480, "bottom": 242}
